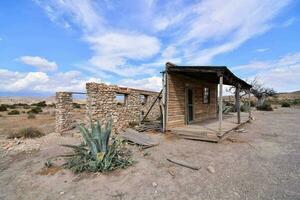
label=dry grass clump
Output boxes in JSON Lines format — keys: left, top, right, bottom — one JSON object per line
{"left": 256, "top": 102, "right": 273, "bottom": 111}
{"left": 7, "top": 110, "right": 20, "bottom": 115}
{"left": 7, "top": 127, "right": 45, "bottom": 139}
{"left": 27, "top": 113, "right": 36, "bottom": 119}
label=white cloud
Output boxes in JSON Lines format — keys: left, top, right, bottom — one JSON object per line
{"left": 19, "top": 56, "right": 58, "bottom": 71}
{"left": 85, "top": 32, "right": 160, "bottom": 76}
{"left": 0, "top": 69, "right": 102, "bottom": 93}
{"left": 255, "top": 48, "right": 269, "bottom": 53}
{"left": 118, "top": 76, "right": 162, "bottom": 92}
{"left": 178, "top": 0, "right": 291, "bottom": 64}
{"left": 35, "top": 0, "right": 161, "bottom": 77}
{"left": 233, "top": 52, "right": 300, "bottom": 92}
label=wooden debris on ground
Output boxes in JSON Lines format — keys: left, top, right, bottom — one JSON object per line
{"left": 121, "top": 128, "right": 159, "bottom": 148}
{"left": 134, "top": 121, "right": 162, "bottom": 132}
{"left": 166, "top": 158, "right": 200, "bottom": 170}
{"left": 172, "top": 131, "right": 219, "bottom": 143}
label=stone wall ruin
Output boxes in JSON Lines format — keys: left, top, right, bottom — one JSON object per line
{"left": 86, "top": 83, "right": 161, "bottom": 133}
{"left": 55, "top": 83, "right": 161, "bottom": 134}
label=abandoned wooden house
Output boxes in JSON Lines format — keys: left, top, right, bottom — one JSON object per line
{"left": 55, "top": 62, "right": 252, "bottom": 142}
{"left": 161, "top": 62, "right": 252, "bottom": 142}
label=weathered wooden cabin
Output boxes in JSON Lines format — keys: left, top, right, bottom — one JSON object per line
{"left": 161, "top": 62, "right": 252, "bottom": 141}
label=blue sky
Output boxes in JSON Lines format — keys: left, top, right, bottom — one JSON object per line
{"left": 0, "top": 0, "right": 300, "bottom": 96}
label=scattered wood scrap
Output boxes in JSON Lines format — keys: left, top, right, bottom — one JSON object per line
{"left": 121, "top": 128, "right": 159, "bottom": 148}
{"left": 134, "top": 121, "right": 162, "bottom": 132}
{"left": 166, "top": 158, "right": 200, "bottom": 170}
{"left": 172, "top": 131, "right": 219, "bottom": 143}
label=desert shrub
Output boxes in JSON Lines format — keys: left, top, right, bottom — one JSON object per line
{"left": 31, "top": 101, "right": 47, "bottom": 107}
{"left": 48, "top": 103, "right": 56, "bottom": 107}
{"left": 23, "top": 105, "right": 31, "bottom": 109}
{"left": 291, "top": 99, "right": 300, "bottom": 105}
{"left": 72, "top": 103, "right": 81, "bottom": 109}
{"left": 240, "top": 104, "right": 250, "bottom": 112}
{"left": 27, "top": 107, "right": 43, "bottom": 114}
{"left": 256, "top": 102, "right": 273, "bottom": 111}
{"left": 62, "top": 119, "right": 133, "bottom": 173}
{"left": 250, "top": 100, "right": 256, "bottom": 107}
{"left": 281, "top": 102, "right": 291, "bottom": 107}
{"left": 7, "top": 127, "right": 44, "bottom": 139}
{"left": 0, "top": 104, "right": 8, "bottom": 112}
{"left": 27, "top": 113, "right": 36, "bottom": 119}
{"left": 8, "top": 110, "right": 20, "bottom": 115}
{"left": 7, "top": 104, "right": 16, "bottom": 109}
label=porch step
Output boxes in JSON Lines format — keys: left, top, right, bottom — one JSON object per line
{"left": 171, "top": 129, "right": 220, "bottom": 143}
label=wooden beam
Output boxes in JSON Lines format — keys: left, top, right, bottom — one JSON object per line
{"left": 235, "top": 86, "right": 241, "bottom": 124}
{"left": 248, "top": 90, "right": 251, "bottom": 119}
{"left": 141, "top": 89, "right": 162, "bottom": 123}
{"left": 218, "top": 76, "right": 223, "bottom": 134}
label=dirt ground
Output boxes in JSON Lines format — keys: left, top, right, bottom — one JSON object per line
{"left": 0, "top": 107, "right": 299, "bottom": 200}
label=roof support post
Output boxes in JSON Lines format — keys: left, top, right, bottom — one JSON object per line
{"left": 235, "top": 85, "right": 241, "bottom": 124}
{"left": 218, "top": 75, "right": 223, "bottom": 134}
{"left": 248, "top": 89, "right": 252, "bottom": 119}
{"left": 162, "top": 72, "right": 167, "bottom": 132}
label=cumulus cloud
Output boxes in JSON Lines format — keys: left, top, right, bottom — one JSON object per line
{"left": 19, "top": 56, "right": 58, "bottom": 71}
{"left": 0, "top": 69, "right": 101, "bottom": 93}
{"left": 233, "top": 52, "right": 300, "bottom": 92}
{"left": 118, "top": 76, "right": 162, "bottom": 92}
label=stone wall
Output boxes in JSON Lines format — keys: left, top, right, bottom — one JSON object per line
{"left": 86, "top": 83, "right": 161, "bottom": 133}
{"left": 55, "top": 92, "right": 73, "bottom": 133}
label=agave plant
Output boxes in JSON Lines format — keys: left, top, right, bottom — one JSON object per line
{"left": 78, "top": 119, "right": 112, "bottom": 161}
{"left": 62, "top": 119, "right": 133, "bottom": 173}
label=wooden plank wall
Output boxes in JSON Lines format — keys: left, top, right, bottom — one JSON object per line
{"left": 166, "top": 73, "right": 217, "bottom": 129}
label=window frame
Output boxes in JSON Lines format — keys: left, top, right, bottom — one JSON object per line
{"left": 203, "top": 87, "right": 210, "bottom": 104}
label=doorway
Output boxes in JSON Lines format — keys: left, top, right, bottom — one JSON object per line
{"left": 186, "top": 88, "right": 194, "bottom": 123}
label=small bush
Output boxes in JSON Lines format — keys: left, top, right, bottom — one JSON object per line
{"left": 240, "top": 104, "right": 250, "bottom": 112}
{"left": 8, "top": 110, "right": 20, "bottom": 115}
{"left": 23, "top": 105, "right": 31, "bottom": 109}
{"left": 31, "top": 101, "right": 47, "bottom": 107}
{"left": 7, "top": 127, "right": 44, "bottom": 139}
{"left": 27, "top": 113, "right": 36, "bottom": 119}
{"left": 291, "top": 99, "right": 300, "bottom": 105}
{"left": 256, "top": 103, "right": 273, "bottom": 111}
{"left": 281, "top": 102, "right": 291, "bottom": 107}
{"left": 8, "top": 104, "right": 16, "bottom": 109}
{"left": 27, "top": 107, "right": 43, "bottom": 114}
{"left": 72, "top": 103, "right": 81, "bottom": 109}
{"left": 250, "top": 100, "right": 256, "bottom": 107}
{"left": 0, "top": 104, "right": 8, "bottom": 112}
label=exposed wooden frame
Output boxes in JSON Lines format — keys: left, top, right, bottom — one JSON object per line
{"left": 218, "top": 76, "right": 223, "bottom": 134}
{"left": 235, "top": 85, "right": 241, "bottom": 124}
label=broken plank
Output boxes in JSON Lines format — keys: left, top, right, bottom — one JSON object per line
{"left": 121, "top": 128, "right": 159, "bottom": 147}
{"left": 166, "top": 158, "right": 200, "bottom": 170}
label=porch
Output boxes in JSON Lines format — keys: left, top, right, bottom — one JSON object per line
{"left": 170, "top": 112, "right": 250, "bottom": 142}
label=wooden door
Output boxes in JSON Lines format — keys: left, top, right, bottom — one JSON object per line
{"left": 187, "top": 89, "right": 194, "bottom": 123}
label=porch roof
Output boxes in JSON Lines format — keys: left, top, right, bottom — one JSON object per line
{"left": 164, "top": 62, "right": 252, "bottom": 89}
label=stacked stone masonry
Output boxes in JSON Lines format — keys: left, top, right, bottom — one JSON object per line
{"left": 55, "top": 92, "right": 73, "bottom": 133}
{"left": 86, "top": 83, "right": 161, "bottom": 134}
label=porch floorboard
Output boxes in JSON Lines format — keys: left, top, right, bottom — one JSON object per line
{"left": 170, "top": 112, "right": 250, "bottom": 142}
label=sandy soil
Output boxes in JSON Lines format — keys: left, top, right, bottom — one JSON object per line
{"left": 0, "top": 107, "right": 299, "bottom": 200}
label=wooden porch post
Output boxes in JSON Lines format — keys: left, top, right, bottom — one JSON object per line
{"left": 218, "top": 76, "right": 223, "bottom": 133}
{"left": 235, "top": 85, "right": 241, "bottom": 124}
{"left": 248, "top": 89, "right": 251, "bottom": 119}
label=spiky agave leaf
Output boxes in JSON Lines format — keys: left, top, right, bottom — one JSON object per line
{"left": 78, "top": 125, "right": 98, "bottom": 157}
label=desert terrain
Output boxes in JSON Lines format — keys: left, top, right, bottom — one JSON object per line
{"left": 0, "top": 106, "right": 299, "bottom": 200}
